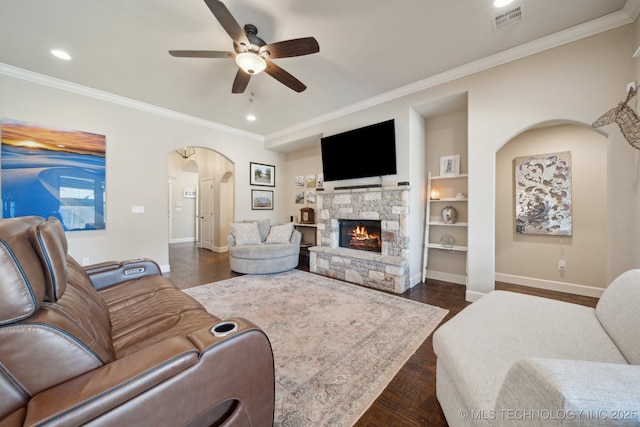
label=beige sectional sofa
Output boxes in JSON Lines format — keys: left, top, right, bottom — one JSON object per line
{"left": 433, "top": 269, "right": 640, "bottom": 426}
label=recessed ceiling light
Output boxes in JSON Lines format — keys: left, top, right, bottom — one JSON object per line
{"left": 246, "top": 114, "right": 257, "bottom": 122}
{"left": 494, "top": 0, "right": 514, "bottom": 7}
{"left": 51, "top": 49, "right": 71, "bottom": 60}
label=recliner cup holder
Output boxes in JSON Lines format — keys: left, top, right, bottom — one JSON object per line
{"left": 211, "top": 321, "right": 238, "bottom": 337}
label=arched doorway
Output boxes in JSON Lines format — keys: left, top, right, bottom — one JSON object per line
{"left": 168, "top": 147, "right": 235, "bottom": 252}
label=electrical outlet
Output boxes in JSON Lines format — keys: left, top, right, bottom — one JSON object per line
{"left": 557, "top": 260, "right": 566, "bottom": 271}
{"left": 82, "top": 257, "right": 90, "bottom": 266}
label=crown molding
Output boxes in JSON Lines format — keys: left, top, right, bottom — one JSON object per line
{"left": 0, "top": 63, "right": 263, "bottom": 142}
{"left": 265, "top": 8, "right": 636, "bottom": 142}
{"left": 0, "top": 2, "right": 635, "bottom": 147}
{"left": 624, "top": 0, "right": 640, "bottom": 21}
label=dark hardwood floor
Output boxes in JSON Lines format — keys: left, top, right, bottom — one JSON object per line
{"left": 165, "top": 243, "right": 599, "bottom": 426}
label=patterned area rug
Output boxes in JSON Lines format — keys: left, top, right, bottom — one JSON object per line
{"left": 183, "top": 270, "right": 448, "bottom": 426}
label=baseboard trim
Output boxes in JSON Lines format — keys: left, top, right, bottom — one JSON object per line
{"left": 410, "top": 272, "right": 422, "bottom": 287}
{"left": 465, "top": 290, "right": 485, "bottom": 302}
{"left": 495, "top": 273, "right": 605, "bottom": 298}
{"left": 425, "top": 270, "right": 467, "bottom": 286}
{"left": 170, "top": 237, "right": 196, "bottom": 244}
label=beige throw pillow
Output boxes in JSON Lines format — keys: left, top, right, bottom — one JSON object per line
{"left": 265, "top": 223, "right": 294, "bottom": 244}
{"left": 230, "top": 222, "right": 262, "bottom": 245}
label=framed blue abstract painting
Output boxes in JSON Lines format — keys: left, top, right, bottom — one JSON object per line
{"left": 1, "top": 118, "right": 106, "bottom": 231}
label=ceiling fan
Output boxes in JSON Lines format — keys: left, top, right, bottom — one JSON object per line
{"left": 169, "top": 0, "right": 319, "bottom": 94}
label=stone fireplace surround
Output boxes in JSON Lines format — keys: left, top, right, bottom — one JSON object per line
{"left": 309, "top": 185, "right": 411, "bottom": 294}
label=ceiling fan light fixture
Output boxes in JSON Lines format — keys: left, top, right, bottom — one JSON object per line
{"left": 235, "top": 52, "right": 266, "bottom": 75}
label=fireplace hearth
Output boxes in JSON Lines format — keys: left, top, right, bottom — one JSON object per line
{"left": 339, "top": 219, "right": 382, "bottom": 253}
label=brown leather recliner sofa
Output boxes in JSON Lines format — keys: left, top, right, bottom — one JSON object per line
{"left": 0, "top": 216, "right": 275, "bottom": 426}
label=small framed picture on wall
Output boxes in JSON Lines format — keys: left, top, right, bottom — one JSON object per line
{"left": 440, "top": 155, "right": 460, "bottom": 176}
{"left": 251, "top": 189, "right": 273, "bottom": 210}
{"left": 250, "top": 162, "right": 275, "bottom": 187}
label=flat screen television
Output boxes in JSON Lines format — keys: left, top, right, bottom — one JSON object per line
{"left": 320, "top": 119, "right": 397, "bottom": 182}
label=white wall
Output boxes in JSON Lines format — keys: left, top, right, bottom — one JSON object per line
{"left": 408, "top": 108, "right": 427, "bottom": 285}
{"left": 0, "top": 71, "right": 285, "bottom": 270}
{"left": 168, "top": 152, "right": 198, "bottom": 243}
{"left": 464, "top": 25, "right": 637, "bottom": 299}
{"left": 284, "top": 144, "right": 322, "bottom": 224}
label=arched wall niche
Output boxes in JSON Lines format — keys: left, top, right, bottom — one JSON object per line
{"left": 494, "top": 119, "right": 610, "bottom": 296}
{"left": 168, "top": 146, "right": 235, "bottom": 252}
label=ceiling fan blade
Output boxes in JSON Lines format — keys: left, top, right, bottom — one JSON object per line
{"left": 204, "top": 0, "right": 250, "bottom": 47}
{"left": 261, "top": 37, "right": 319, "bottom": 59}
{"left": 232, "top": 68, "right": 251, "bottom": 93}
{"left": 264, "top": 61, "right": 306, "bottom": 92}
{"left": 169, "top": 50, "right": 234, "bottom": 58}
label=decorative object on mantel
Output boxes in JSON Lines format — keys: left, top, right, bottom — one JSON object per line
{"left": 299, "top": 207, "right": 315, "bottom": 224}
{"left": 592, "top": 85, "right": 640, "bottom": 150}
{"left": 441, "top": 205, "right": 458, "bottom": 224}
{"left": 440, "top": 234, "right": 455, "bottom": 248}
{"left": 430, "top": 187, "right": 441, "bottom": 200}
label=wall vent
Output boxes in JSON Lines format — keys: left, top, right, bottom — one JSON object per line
{"left": 491, "top": 3, "right": 525, "bottom": 31}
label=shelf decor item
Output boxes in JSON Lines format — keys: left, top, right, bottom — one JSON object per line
{"left": 440, "top": 154, "right": 460, "bottom": 176}
{"left": 441, "top": 205, "right": 457, "bottom": 224}
{"left": 299, "top": 207, "right": 315, "bottom": 224}
{"left": 440, "top": 234, "right": 455, "bottom": 248}
{"left": 430, "top": 187, "right": 441, "bottom": 200}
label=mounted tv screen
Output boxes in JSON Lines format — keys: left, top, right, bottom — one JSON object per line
{"left": 321, "top": 119, "right": 397, "bottom": 182}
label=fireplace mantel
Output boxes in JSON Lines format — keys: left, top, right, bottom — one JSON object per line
{"left": 310, "top": 185, "right": 411, "bottom": 293}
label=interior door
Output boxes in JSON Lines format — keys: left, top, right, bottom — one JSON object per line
{"left": 199, "top": 177, "right": 214, "bottom": 251}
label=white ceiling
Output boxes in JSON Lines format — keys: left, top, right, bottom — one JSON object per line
{"left": 0, "top": 0, "right": 637, "bottom": 139}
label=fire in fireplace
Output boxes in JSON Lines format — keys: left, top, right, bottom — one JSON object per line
{"left": 339, "top": 219, "right": 382, "bottom": 253}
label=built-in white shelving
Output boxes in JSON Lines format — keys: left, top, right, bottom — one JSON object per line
{"left": 422, "top": 172, "right": 469, "bottom": 281}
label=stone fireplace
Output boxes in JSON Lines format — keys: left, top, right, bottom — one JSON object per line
{"left": 309, "top": 185, "right": 411, "bottom": 293}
